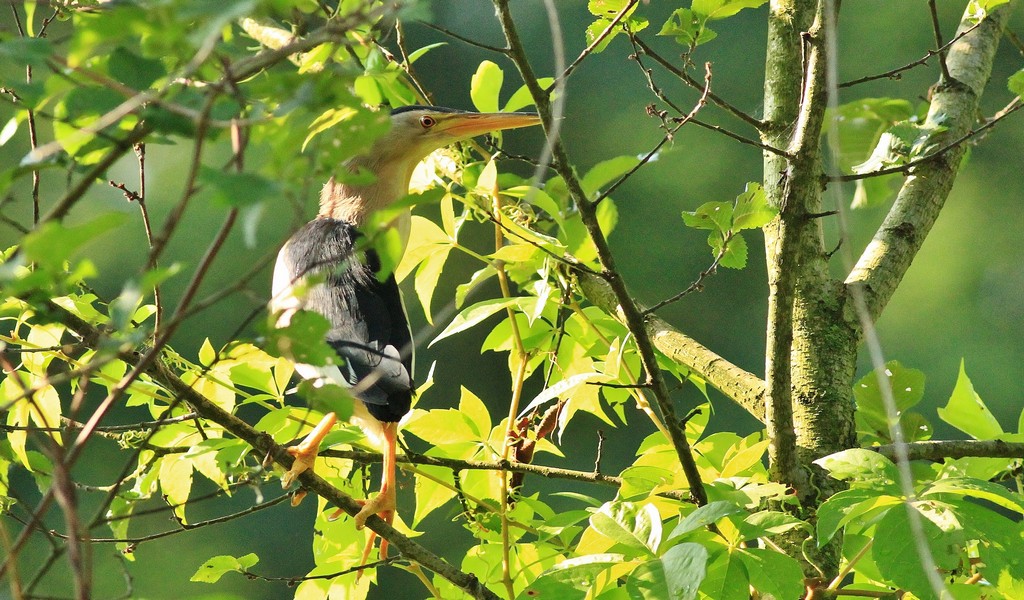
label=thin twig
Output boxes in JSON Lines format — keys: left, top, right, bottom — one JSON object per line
{"left": 416, "top": 21, "right": 509, "bottom": 54}
{"left": 554, "top": 0, "right": 637, "bottom": 87}
{"left": 494, "top": 0, "right": 709, "bottom": 507}
{"left": 834, "top": 97, "right": 1023, "bottom": 182}
{"left": 927, "top": 0, "right": 952, "bottom": 82}
{"left": 631, "top": 35, "right": 765, "bottom": 130}
{"left": 839, "top": 20, "right": 981, "bottom": 88}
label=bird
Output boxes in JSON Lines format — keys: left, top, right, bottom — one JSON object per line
{"left": 270, "top": 106, "right": 541, "bottom": 564}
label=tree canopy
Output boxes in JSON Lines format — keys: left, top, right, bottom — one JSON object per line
{"left": 1, "top": 1, "right": 1023, "bottom": 599}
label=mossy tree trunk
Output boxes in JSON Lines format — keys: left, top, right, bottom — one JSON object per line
{"left": 759, "top": 0, "right": 1010, "bottom": 578}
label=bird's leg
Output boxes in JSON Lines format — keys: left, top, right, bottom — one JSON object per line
{"left": 281, "top": 412, "right": 337, "bottom": 490}
{"left": 354, "top": 422, "right": 398, "bottom": 566}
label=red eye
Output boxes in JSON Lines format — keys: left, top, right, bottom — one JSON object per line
{"left": 419, "top": 115, "right": 436, "bottom": 128}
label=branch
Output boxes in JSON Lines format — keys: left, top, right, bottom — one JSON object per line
{"left": 494, "top": 0, "right": 709, "bottom": 506}
{"left": 832, "top": 98, "right": 1022, "bottom": 182}
{"left": 416, "top": 21, "right": 509, "bottom": 55}
{"left": 577, "top": 272, "right": 766, "bottom": 422}
{"left": 871, "top": 440, "right": 1024, "bottom": 462}
{"left": 631, "top": 36, "right": 765, "bottom": 130}
{"left": 845, "top": 6, "right": 1010, "bottom": 322}
{"left": 555, "top": 0, "right": 638, "bottom": 86}
{"left": 838, "top": 20, "right": 981, "bottom": 88}
{"left": 38, "top": 301, "right": 502, "bottom": 600}
{"left": 320, "top": 447, "right": 693, "bottom": 502}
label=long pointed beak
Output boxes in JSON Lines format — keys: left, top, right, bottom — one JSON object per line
{"left": 439, "top": 112, "right": 542, "bottom": 138}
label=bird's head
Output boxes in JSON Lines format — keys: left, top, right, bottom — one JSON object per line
{"left": 320, "top": 106, "right": 541, "bottom": 224}
{"left": 370, "top": 105, "right": 542, "bottom": 169}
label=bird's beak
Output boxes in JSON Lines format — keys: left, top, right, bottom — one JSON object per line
{"left": 439, "top": 112, "right": 542, "bottom": 138}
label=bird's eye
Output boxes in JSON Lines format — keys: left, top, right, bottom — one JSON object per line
{"left": 419, "top": 115, "right": 436, "bottom": 128}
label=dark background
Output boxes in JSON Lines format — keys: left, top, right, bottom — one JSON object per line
{"left": 1, "top": 1, "right": 1022, "bottom": 598}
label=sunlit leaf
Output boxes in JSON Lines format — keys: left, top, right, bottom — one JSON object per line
{"left": 471, "top": 60, "right": 503, "bottom": 114}
{"left": 430, "top": 297, "right": 524, "bottom": 346}
{"left": 937, "top": 360, "right": 1003, "bottom": 440}
{"left": 669, "top": 501, "right": 745, "bottom": 540}
{"left": 190, "top": 553, "right": 259, "bottom": 583}
{"left": 517, "top": 553, "right": 624, "bottom": 599}
{"left": 590, "top": 501, "right": 662, "bottom": 556}
{"left": 814, "top": 448, "right": 899, "bottom": 490}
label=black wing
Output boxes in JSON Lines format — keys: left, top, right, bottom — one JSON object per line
{"left": 279, "top": 218, "right": 413, "bottom": 423}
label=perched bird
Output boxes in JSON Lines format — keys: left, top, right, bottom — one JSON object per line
{"left": 271, "top": 106, "right": 541, "bottom": 562}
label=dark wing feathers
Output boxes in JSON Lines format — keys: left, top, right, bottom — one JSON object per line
{"left": 282, "top": 218, "right": 413, "bottom": 423}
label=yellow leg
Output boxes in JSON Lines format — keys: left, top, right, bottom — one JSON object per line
{"left": 354, "top": 422, "right": 397, "bottom": 569}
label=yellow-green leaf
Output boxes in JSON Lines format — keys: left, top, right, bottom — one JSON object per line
{"left": 470, "top": 61, "right": 503, "bottom": 113}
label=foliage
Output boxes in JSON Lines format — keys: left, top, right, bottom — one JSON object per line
{"left": 1, "top": 1, "right": 1023, "bottom": 600}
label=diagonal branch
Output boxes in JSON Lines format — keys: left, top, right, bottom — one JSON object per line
{"left": 577, "top": 272, "right": 766, "bottom": 421}
{"left": 845, "top": 6, "right": 1010, "bottom": 322}
{"left": 872, "top": 439, "right": 1024, "bottom": 463}
{"left": 39, "top": 301, "right": 502, "bottom": 600}
{"left": 494, "top": 0, "right": 710, "bottom": 506}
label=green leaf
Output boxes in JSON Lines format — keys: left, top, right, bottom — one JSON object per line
{"left": 730, "top": 183, "right": 774, "bottom": 230}
{"left": 190, "top": 553, "right": 259, "bottom": 583}
{"left": 619, "top": 466, "right": 675, "bottom": 501}
{"left": 853, "top": 360, "right": 926, "bottom": 440}
{"left": 581, "top": 156, "right": 641, "bottom": 199}
{"left": 263, "top": 310, "right": 335, "bottom": 367}
{"left": 658, "top": 9, "right": 717, "bottom": 47}
{"left": 198, "top": 167, "right": 280, "bottom": 208}
{"left": 504, "top": 78, "right": 554, "bottom": 113}
{"left": 669, "top": 501, "right": 745, "bottom": 540}
{"left": 715, "top": 232, "right": 747, "bottom": 269}
{"left": 108, "top": 46, "right": 165, "bottom": 90}
{"left": 851, "top": 173, "right": 900, "bottom": 209}
{"left": 470, "top": 60, "right": 503, "bottom": 114}
{"left": 1009, "top": 69, "right": 1024, "bottom": 98}
{"left": 693, "top": 0, "right": 767, "bottom": 20}
{"left": 0, "top": 37, "right": 53, "bottom": 68}
{"left": 517, "top": 554, "right": 624, "bottom": 600}
{"left": 588, "top": 0, "right": 631, "bottom": 16}
{"left": 627, "top": 543, "right": 708, "bottom": 600}
{"left": 412, "top": 464, "right": 456, "bottom": 527}
{"left": 406, "top": 42, "right": 446, "bottom": 65}
{"left": 873, "top": 504, "right": 963, "bottom": 598}
{"left": 413, "top": 245, "right": 451, "bottom": 324}
{"left": 699, "top": 549, "right": 747, "bottom": 599}
{"left": 817, "top": 488, "right": 902, "bottom": 545}
{"left": 921, "top": 478, "right": 1024, "bottom": 514}
{"left": 937, "top": 360, "right": 1003, "bottom": 439}
{"left": 430, "top": 297, "right": 523, "bottom": 346}
{"left": 0, "top": 117, "right": 20, "bottom": 147}
{"left": 21, "top": 212, "right": 128, "bottom": 271}
{"left": 458, "top": 386, "right": 492, "bottom": 438}
{"left": 295, "top": 380, "right": 354, "bottom": 421}
{"left": 737, "top": 547, "right": 804, "bottom": 600}
{"left": 813, "top": 448, "right": 899, "bottom": 489}
{"left": 826, "top": 97, "right": 915, "bottom": 174}
{"left": 590, "top": 501, "right": 662, "bottom": 557}
{"left": 739, "top": 511, "right": 807, "bottom": 539}
{"left": 520, "top": 371, "right": 605, "bottom": 415}
{"left": 404, "top": 407, "right": 479, "bottom": 447}
{"left": 682, "top": 201, "right": 732, "bottom": 232}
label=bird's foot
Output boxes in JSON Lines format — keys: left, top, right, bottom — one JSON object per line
{"left": 352, "top": 491, "right": 395, "bottom": 530}
{"left": 326, "top": 491, "right": 396, "bottom": 573}
{"left": 281, "top": 412, "right": 338, "bottom": 491}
